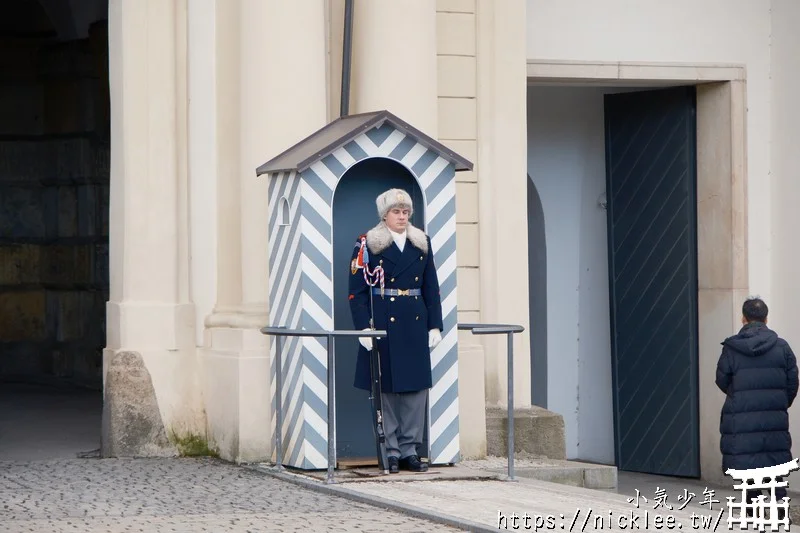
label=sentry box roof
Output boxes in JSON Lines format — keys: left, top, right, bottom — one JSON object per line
{"left": 255, "top": 110, "right": 474, "bottom": 176}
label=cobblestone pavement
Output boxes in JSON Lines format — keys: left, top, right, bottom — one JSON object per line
{"left": 0, "top": 457, "right": 461, "bottom": 532}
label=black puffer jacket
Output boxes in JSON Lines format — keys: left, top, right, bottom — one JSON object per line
{"left": 716, "top": 322, "right": 799, "bottom": 471}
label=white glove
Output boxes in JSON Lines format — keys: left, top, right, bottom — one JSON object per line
{"left": 428, "top": 328, "right": 442, "bottom": 348}
{"left": 359, "top": 328, "right": 373, "bottom": 350}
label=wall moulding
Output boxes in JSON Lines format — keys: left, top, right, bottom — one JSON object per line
{"left": 526, "top": 59, "right": 745, "bottom": 85}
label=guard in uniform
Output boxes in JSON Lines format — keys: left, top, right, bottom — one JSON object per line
{"left": 348, "top": 188, "right": 443, "bottom": 473}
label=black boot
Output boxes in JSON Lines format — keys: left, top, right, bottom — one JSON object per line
{"left": 399, "top": 455, "right": 428, "bottom": 472}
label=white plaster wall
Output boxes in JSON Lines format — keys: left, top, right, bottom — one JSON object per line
{"left": 526, "top": 0, "right": 773, "bottom": 306}
{"left": 527, "top": 86, "right": 614, "bottom": 462}
{"left": 575, "top": 88, "right": 615, "bottom": 466}
{"left": 769, "top": 3, "right": 800, "bottom": 352}
{"left": 769, "top": 0, "right": 800, "bottom": 490}
{"left": 187, "top": 0, "right": 218, "bottom": 347}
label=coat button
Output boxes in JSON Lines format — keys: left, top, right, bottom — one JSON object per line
{"left": 390, "top": 297, "right": 395, "bottom": 302}
{"left": 415, "top": 276, "right": 419, "bottom": 281}
{"left": 420, "top": 256, "right": 423, "bottom": 260}
{"left": 390, "top": 317, "right": 395, "bottom": 322}
{"left": 391, "top": 278, "right": 395, "bottom": 282}
{"left": 416, "top": 316, "right": 419, "bottom": 320}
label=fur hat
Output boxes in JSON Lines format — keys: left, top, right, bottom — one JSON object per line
{"left": 376, "top": 188, "right": 413, "bottom": 219}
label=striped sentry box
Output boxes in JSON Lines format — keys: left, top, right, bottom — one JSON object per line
{"left": 258, "top": 111, "right": 472, "bottom": 470}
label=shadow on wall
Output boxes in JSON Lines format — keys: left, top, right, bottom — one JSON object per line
{"left": 528, "top": 175, "right": 547, "bottom": 408}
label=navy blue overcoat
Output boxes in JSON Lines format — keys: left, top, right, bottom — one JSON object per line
{"left": 348, "top": 224, "right": 443, "bottom": 393}
{"left": 716, "top": 321, "right": 799, "bottom": 471}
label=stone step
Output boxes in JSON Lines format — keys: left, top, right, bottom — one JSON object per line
{"left": 460, "top": 456, "right": 618, "bottom": 490}
{"left": 486, "top": 405, "right": 567, "bottom": 460}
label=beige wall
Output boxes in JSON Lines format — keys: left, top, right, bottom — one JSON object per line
{"left": 770, "top": 1, "right": 800, "bottom": 356}
{"left": 200, "top": 0, "right": 329, "bottom": 463}
{"left": 106, "top": 0, "right": 800, "bottom": 473}
{"left": 769, "top": 0, "right": 800, "bottom": 489}
{"left": 696, "top": 80, "right": 748, "bottom": 486}
{"left": 436, "top": 0, "right": 496, "bottom": 457}
{"left": 106, "top": 0, "right": 203, "bottom": 441}
{"left": 526, "top": 0, "right": 772, "bottom": 307}
{"left": 437, "top": 0, "right": 480, "bottom": 327}
{"left": 326, "top": 0, "right": 483, "bottom": 334}
{"left": 108, "top": 0, "right": 332, "bottom": 462}
{"left": 196, "top": 0, "right": 510, "bottom": 462}
{"left": 435, "top": 0, "right": 486, "bottom": 458}
{"left": 323, "top": 0, "right": 531, "bottom": 458}
{"left": 474, "top": 0, "right": 532, "bottom": 410}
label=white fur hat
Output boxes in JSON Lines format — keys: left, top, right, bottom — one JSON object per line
{"left": 376, "top": 188, "right": 413, "bottom": 219}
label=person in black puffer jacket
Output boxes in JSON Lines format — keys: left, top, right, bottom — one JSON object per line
{"left": 716, "top": 297, "right": 798, "bottom": 505}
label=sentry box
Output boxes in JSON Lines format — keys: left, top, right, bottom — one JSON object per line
{"left": 256, "top": 110, "right": 472, "bottom": 470}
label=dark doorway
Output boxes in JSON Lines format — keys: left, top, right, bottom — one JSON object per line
{"left": 604, "top": 86, "right": 700, "bottom": 477}
{"left": 0, "top": 0, "right": 109, "bottom": 459}
{"left": 527, "top": 175, "right": 547, "bottom": 408}
{"left": 331, "top": 157, "right": 425, "bottom": 460}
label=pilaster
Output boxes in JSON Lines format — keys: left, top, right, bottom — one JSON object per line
{"left": 202, "top": 0, "right": 328, "bottom": 463}
{"left": 475, "top": 0, "right": 532, "bottom": 408}
{"left": 351, "top": 0, "right": 439, "bottom": 137}
{"left": 105, "top": 0, "right": 201, "bottom": 438}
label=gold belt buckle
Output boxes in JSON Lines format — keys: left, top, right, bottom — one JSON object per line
{"left": 397, "top": 289, "right": 409, "bottom": 296}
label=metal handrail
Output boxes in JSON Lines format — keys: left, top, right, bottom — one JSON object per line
{"left": 458, "top": 323, "right": 525, "bottom": 481}
{"left": 261, "top": 322, "right": 525, "bottom": 484}
{"left": 260, "top": 326, "right": 386, "bottom": 484}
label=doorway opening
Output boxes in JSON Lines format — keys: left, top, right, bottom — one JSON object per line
{"left": 0, "top": 0, "right": 109, "bottom": 460}
{"left": 331, "top": 157, "right": 427, "bottom": 463}
{"left": 526, "top": 83, "right": 700, "bottom": 477}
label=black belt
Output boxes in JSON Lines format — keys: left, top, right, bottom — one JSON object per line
{"left": 372, "top": 288, "right": 421, "bottom": 296}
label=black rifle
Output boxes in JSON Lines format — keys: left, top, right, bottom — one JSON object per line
{"left": 368, "top": 288, "right": 390, "bottom": 474}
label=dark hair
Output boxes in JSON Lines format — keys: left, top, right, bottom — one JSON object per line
{"left": 742, "top": 297, "right": 768, "bottom": 322}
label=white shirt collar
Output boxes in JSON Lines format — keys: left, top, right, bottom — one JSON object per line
{"left": 389, "top": 228, "right": 407, "bottom": 251}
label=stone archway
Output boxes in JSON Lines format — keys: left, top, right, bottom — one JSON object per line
{"left": 0, "top": 0, "right": 110, "bottom": 459}
{"left": 0, "top": 0, "right": 109, "bottom": 390}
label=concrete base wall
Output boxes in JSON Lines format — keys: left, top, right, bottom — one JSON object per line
{"left": 486, "top": 406, "right": 566, "bottom": 460}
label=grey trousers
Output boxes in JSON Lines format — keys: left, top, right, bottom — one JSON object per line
{"left": 381, "top": 390, "right": 427, "bottom": 459}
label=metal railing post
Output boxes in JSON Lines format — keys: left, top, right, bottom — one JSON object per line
{"left": 262, "top": 324, "right": 523, "bottom": 483}
{"left": 275, "top": 333, "right": 283, "bottom": 471}
{"left": 457, "top": 323, "right": 524, "bottom": 482}
{"left": 326, "top": 333, "right": 336, "bottom": 485}
{"left": 507, "top": 331, "right": 515, "bottom": 481}
{"left": 260, "top": 327, "right": 386, "bottom": 484}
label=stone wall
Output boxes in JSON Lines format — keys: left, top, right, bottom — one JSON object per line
{"left": 0, "top": 24, "right": 109, "bottom": 389}
{"left": 436, "top": 0, "right": 480, "bottom": 320}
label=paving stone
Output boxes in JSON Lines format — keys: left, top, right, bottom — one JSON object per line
{"left": 0, "top": 457, "right": 460, "bottom": 532}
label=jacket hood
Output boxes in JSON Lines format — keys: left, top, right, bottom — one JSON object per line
{"left": 722, "top": 322, "right": 778, "bottom": 357}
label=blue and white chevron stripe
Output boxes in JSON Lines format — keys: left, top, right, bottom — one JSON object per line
{"left": 267, "top": 123, "right": 460, "bottom": 469}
